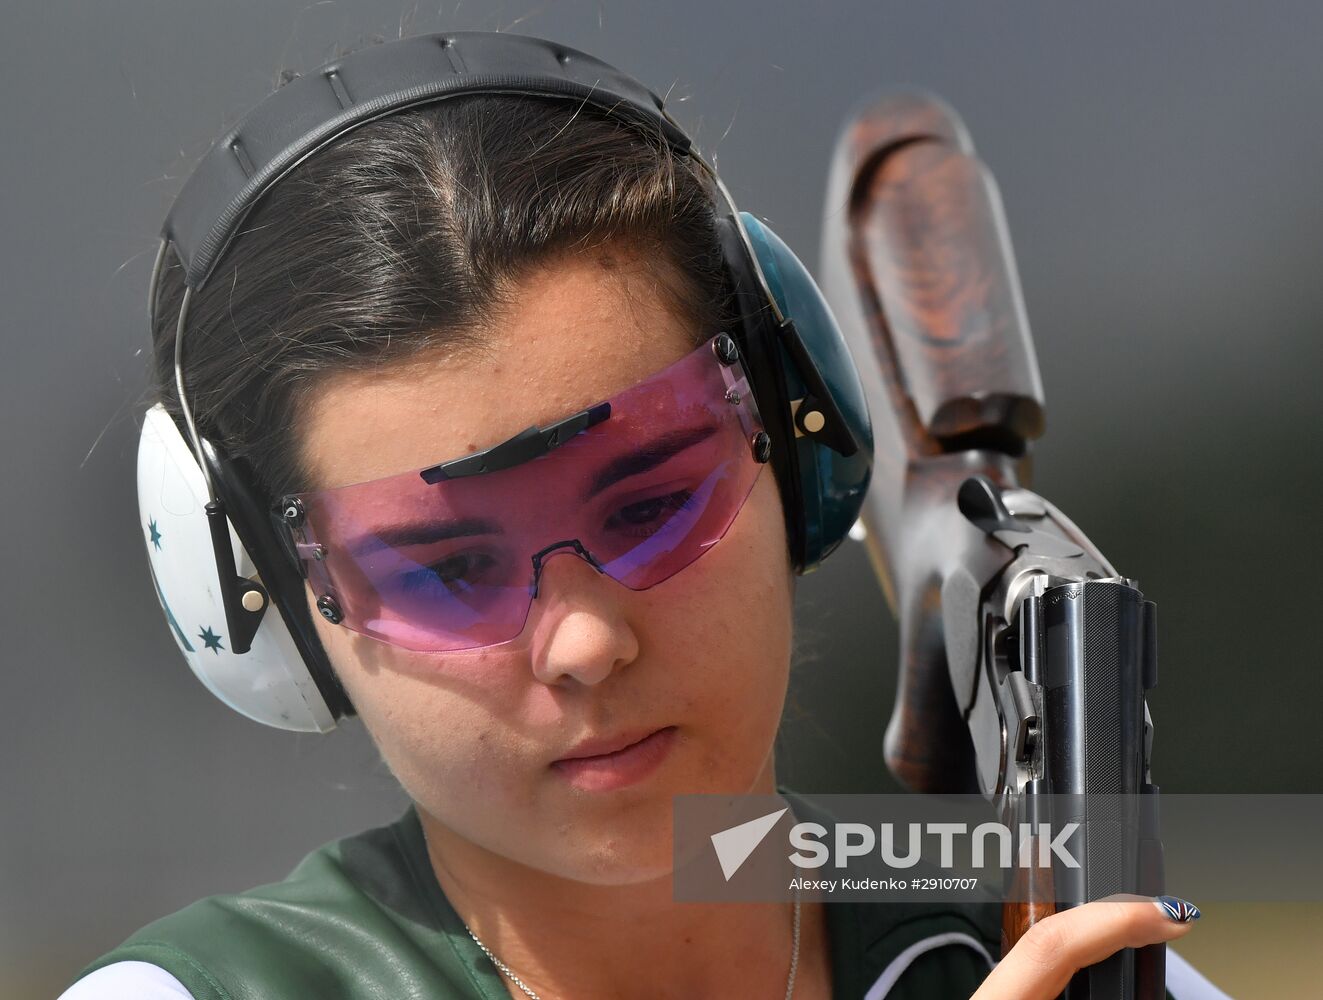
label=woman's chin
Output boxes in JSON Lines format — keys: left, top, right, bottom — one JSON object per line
{"left": 543, "top": 828, "right": 681, "bottom": 887}
{"left": 529, "top": 768, "right": 767, "bottom": 887}
{"left": 533, "top": 801, "right": 678, "bottom": 886}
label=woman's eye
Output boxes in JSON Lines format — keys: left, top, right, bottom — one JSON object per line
{"left": 400, "top": 552, "right": 496, "bottom": 592}
{"left": 608, "top": 489, "right": 695, "bottom": 535}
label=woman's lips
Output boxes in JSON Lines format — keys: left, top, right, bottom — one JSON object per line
{"left": 550, "top": 725, "right": 678, "bottom": 792}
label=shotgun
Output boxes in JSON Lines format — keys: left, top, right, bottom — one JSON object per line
{"left": 818, "top": 91, "right": 1164, "bottom": 998}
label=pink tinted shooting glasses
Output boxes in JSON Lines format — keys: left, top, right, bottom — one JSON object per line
{"left": 278, "top": 333, "right": 772, "bottom": 653}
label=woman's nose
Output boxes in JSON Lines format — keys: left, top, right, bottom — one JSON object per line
{"left": 526, "top": 546, "right": 640, "bottom": 687}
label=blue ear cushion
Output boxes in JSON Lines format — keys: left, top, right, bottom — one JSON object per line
{"left": 739, "top": 213, "right": 873, "bottom": 569}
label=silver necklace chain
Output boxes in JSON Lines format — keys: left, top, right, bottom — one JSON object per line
{"left": 465, "top": 885, "right": 803, "bottom": 1000}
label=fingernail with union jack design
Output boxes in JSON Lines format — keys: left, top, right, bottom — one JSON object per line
{"left": 1154, "top": 896, "right": 1201, "bottom": 922}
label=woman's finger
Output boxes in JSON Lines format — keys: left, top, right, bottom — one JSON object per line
{"left": 971, "top": 895, "right": 1201, "bottom": 1000}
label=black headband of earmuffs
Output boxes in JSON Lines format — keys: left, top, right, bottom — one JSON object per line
{"left": 148, "top": 30, "right": 871, "bottom": 724}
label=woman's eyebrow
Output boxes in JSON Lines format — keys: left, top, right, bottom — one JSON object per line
{"left": 580, "top": 423, "right": 717, "bottom": 503}
{"left": 345, "top": 423, "right": 720, "bottom": 554}
{"left": 349, "top": 516, "right": 503, "bottom": 556}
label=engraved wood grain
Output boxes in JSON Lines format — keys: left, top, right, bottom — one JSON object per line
{"left": 865, "top": 142, "right": 1044, "bottom": 442}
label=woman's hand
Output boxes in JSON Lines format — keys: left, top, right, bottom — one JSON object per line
{"left": 971, "top": 896, "right": 1201, "bottom": 1000}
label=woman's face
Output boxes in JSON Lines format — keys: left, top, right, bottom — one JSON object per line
{"left": 297, "top": 244, "right": 795, "bottom": 886}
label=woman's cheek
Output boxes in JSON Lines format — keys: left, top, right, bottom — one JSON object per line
{"left": 648, "top": 506, "right": 793, "bottom": 784}
{"left": 323, "top": 626, "right": 531, "bottom": 804}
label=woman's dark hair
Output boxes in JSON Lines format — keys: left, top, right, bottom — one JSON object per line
{"left": 149, "top": 89, "right": 736, "bottom": 503}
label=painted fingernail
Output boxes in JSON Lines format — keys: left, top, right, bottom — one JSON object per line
{"left": 1154, "top": 896, "right": 1201, "bottom": 922}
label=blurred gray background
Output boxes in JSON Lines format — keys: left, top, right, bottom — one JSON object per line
{"left": 4, "top": 1, "right": 1320, "bottom": 996}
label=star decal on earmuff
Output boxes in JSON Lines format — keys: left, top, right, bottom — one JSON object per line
{"left": 198, "top": 626, "right": 225, "bottom": 654}
{"left": 147, "top": 517, "right": 162, "bottom": 550}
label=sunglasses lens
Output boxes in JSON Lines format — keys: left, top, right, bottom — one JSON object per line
{"left": 285, "top": 335, "right": 766, "bottom": 652}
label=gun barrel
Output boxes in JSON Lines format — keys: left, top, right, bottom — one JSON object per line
{"left": 1019, "top": 580, "right": 1162, "bottom": 998}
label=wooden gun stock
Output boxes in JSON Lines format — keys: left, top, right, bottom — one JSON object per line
{"left": 818, "top": 92, "right": 1045, "bottom": 794}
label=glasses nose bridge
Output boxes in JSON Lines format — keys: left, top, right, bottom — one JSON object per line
{"left": 528, "top": 538, "right": 606, "bottom": 599}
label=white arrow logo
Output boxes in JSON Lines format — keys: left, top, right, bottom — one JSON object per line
{"left": 710, "top": 807, "right": 788, "bottom": 881}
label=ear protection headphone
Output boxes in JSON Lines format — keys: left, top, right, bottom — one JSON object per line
{"left": 137, "top": 30, "right": 873, "bottom": 733}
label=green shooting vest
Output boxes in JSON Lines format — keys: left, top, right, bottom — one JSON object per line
{"left": 72, "top": 788, "right": 1003, "bottom": 999}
